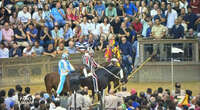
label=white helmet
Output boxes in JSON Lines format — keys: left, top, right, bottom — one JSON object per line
{"left": 62, "top": 53, "right": 69, "bottom": 59}
{"left": 88, "top": 47, "right": 94, "bottom": 54}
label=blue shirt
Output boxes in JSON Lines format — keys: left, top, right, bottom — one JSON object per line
{"left": 119, "top": 41, "right": 133, "bottom": 57}
{"left": 64, "top": 28, "right": 74, "bottom": 40}
{"left": 58, "top": 59, "right": 75, "bottom": 75}
{"left": 0, "top": 30, "right": 2, "bottom": 42}
{"left": 94, "top": 4, "right": 105, "bottom": 16}
{"left": 171, "top": 24, "right": 184, "bottom": 39}
{"left": 66, "top": 47, "right": 77, "bottom": 54}
{"left": 184, "top": 13, "right": 198, "bottom": 30}
{"left": 51, "top": 8, "right": 65, "bottom": 21}
{"left": 132, "top": 101, "right": 140, "bottom": 108}
{"left": 51, "top": 28, "right": 64, "bottom": 39}
{"left": 124, "top": 3, "right": 138, "bottom": 16}
{"left": 26, "top": 28, "right": 38, "bottom": 42}
{"left": 146, "top": 27, "right": 151, "bottom": 38}
{"left": 9, "top": 48, "right": 22, "bottom": 57}
{"left": 141, "top": 19, "right": 149, "bottom": 37}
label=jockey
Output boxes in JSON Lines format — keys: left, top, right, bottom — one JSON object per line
{"left": 57, "top": 52, "right": 75, "bottom": 96}
{"left": 82, "top": 47, "right": 99, "bottom": 92}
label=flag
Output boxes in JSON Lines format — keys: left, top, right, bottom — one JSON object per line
{"left": 171, "top": 47, "right": 184, "bottom": 53}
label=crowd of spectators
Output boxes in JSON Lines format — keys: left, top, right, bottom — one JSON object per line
{"left": 0, "top": 0, "right": 199, "bottom": 58}
{"left": 0, "top": 83, "right": 200, "bottom": 110}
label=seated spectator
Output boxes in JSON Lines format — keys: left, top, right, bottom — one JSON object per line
{"left": 73, "top": 25, "right": 82, "bottom": 39}
{"left": 138, "top": 1, "right": 148, "bottom": 18}
{"left": 154, "top": 8, "right": 166, "bottom": 26}
{"left": 94, "top": 1, "right": 105, "bottom": 17}
{"left": 75, "top": 36, "right": 88, "bottom": 53}
{"left": 66, "top": 2, "right": 79, "bottom": 21}
{"left": 119, "top": 37, "right": 133, "bottom": 75}
{"left": 116, "top": 3, "right": 125, "bottom": 18}
{"left": 100, "top": 17, "right": 111, "bottom": 39}
{"left": 111, "top": 16, "right": 122, "bottom": 35}
{"left": 14, "top": 24, "right": 28, "bottom": 47}
{"left": 66, "top": 40, "right": 77, "bottom": 54}
{"left": 80, "top": 17, "right": 90, "bottom": 36}
{"left": 124, "top": 0, "right": 138, "bottom": 17}
{"left": 96, "top": 36, "right": 108, "bottom": 51}
{"left": 185, "top": 28, "right": 197, "bottom": 38}
{"left": 23, "top": 44, "right": 35, "bottom": 56}
{"left": 171, "top": 19, "right": 184, "bottom": 39}
{"left": 9, "top": 42, "right": 22, "bottom": 57}
{"left": 88, "top": 17, "right": 101, "bottom": 38}
{"left": 63, "top": 23, "right": 74, "bottom": 43}
{"left": 39, "top": 26, "right": 54, "bottom": 48}
{"left": 184, "top": 7, "right": 199, "bottom": 30}
{"left": 0, "top": 42, "right": 9, "bottom": 58}
{"left": 88, "top": 33, "right": 96, "bottom": 49}
{"left": 26, "top": 23, "right": 38, "bottom": 44}
{"left": 86, "top": 1, "right": 95, "bottom": 20}
{"left": 51, "top": 25, "right": 64, "bottom": 47}
{"left": 0, "top": 7, "right": 10, "bottom": 25}
{"left": 105, "top": 3, "right": 117, "bottom": 19}
{"left": 76, "top": 2, "right": 87, "bottom": 19}
{"left": 32, "top": 41, "right": 44, "bottom": 56}
{"left": 17, "top": 6, "right": 31, "bottom": 27}
{"left": 5, "top": 89, "right": 16, "bottom": 110}
{"left": 190, "top": 0, "right": 200, "bottom": 15}
{"left": 150, "top": 4, "right": 158, "bottom": 18}
{"left": 43, "top": 4, "right": 54, "bottom": 29}
{"left": 0, "top": 25, "right": 2, "bottom": 42}
{"left": 32, "top": 8, "right": 43, "bottom": 26}
{"left": 9, "top": 12, "right": 18, "bottom": 25}
{"left": 43, "top": 43, "right": 55, "bottom": 57}
{"left": 56, "top": 42, "right": 67, "bottom": 55}
{"left": 118, "top": 22, "right": 131, "bottom": 41}
{"left": 51, "top": 2, "right": 66, "bottom": 26}
{"left": 2, "top": 22, "right": 14, "bottom": 45}
{"left": 132, "top": 17, "right": 143, "bottom": 34}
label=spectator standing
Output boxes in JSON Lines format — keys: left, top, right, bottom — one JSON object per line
{"left": 67, "top": 90, "right": 85, "bottom": 109}
{"left": 51, "top": 2, "right": 66, "bottom": 26}
{"left": 119, "top": 37, "right": 133, "bottom": 75}
{"left": 82, "top": 87, "right": 92, "bottom": 110}
{"left": 26, "top": 23, "right": 38, "bottom": 44}
{"left": 0, "top": 42, "right": 9, "bottom": 58}
{"left": 2, "top": 22, "right": 14, "bottom": 45}
{"left": 54, "top": 99, "right": 66, "bottom": 110}
{"left": 165, "top": 3, "right": 178, "bottom": 30}
{"left": 150, "top": 4, "right": 159, "bottom": 17}
{"left": 104, "top": 90, "right": 121, "bottom": 109}
{"left": 9, "top": 42, "right": 22, "bottom": 57}
{"left": 32, "top": 41, "right": 44, "bottom": 56}
{"left": 5, "top": 89, "right": 16, "bottom": 110}
{"left": 154, "top": 8, "right": 166, "bottom": 26}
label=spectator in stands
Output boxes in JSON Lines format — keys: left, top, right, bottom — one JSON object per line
{"left": 43, "top": 43, "right": 55, "bottom": 57}
{"left": 171, "top": 19, "right": 185, "bottom": 39}
{"left": 111, "top": 16, "right": 122, "bottom": 36}
{"left": 5, "top": 88, "right": 16, "bottom": 110}
{"left": 32, "top": 41, "right": 44, "bottom": 56}
{"left": 120, "top": 37, "right": 133, "bottom": 75}
{"left": 150, "top": 4, "right": 158, "bottom": 17}
{"left": 190, "top": 0, "right": 200, "bottom": 15}
{"left": 124, "top": 0, "right": 138, "bottom": 17}
{"left": 88, "top": 33, "right": 96, "bottom": 49}
{"left": 0, "top": 7, "right": 10, "bottom": 25}
{"left": 105, "top": 3, "right": 117, "bottom": 19}
{"left": 51, "top": 2, "right": 66, "bottom": 26}
{"left": 0, "top": 25, "right": 2, "bottom": 42}
{"left": 172, "top": 82, "right": 185, "bottom": 97}
{"left": 14, "top": 85, "right": 23, "bottom": 104}
{"left": 116, "top": 3, "right": 125, "bottom": 18}
{"left": 39, "top": 26, "right": 53, "bottom": 48}
{"left": 17, "top": 6, "right": 31, "bottom": 27}
{"left": 185, "top": 28, "right": 197, "bottom": 38}
{"left": 165, "top": 3, "right": 178, "bottom": 31}
{"left": 94, "top": 1, "right": 105, "bottom": 18}
{"left": 119, "top": 22, "right": 132, "bottom": 42}
{"left": 32, "top": 8, "right": 43, "bottom": 26}
{"left": 56, "top": 42, "right": 67, "bottom": 55}
{"left": 184, "top": 7, "right": 199, "bottom": 30}
{"left": 132, "top": 17, "right": 143, "bottom": 35}
{"left": 96, "top": 36, "right": 108, "bottom": 51}
{"left": 154, "top": 8, "right": 166, "bottom": 26}
{"left": 14, "top": 23, "right": 28, "bottom": 47}
{"left": 23, "top": 43, "right": 35, "bottom": 56}
{"left": 63, "top": 23, "right": 73, "bottom": 43}
{"left": 0, "top": 42, "right": 9, "bottom": 58}
{"left": 9, "top": 12, "right": 18, "bottom": 25}
{"left": 51, "top": 24, "right": 64, "bottom": 47}
{"left": 146, "top": 21, "right": 153, "bottom": 38}
{"left": 66, "top": 40, "right": 77, "bottom": 54}
{"left": 80, "top": 16, "right": 90, "bottom": 36}
{"left": 9, "top": 42, "right": 22, "bottom": 57}
{"left": 66, "top": 2, "right": 78, "bottom": 22}
{"left": 89, "top": 17, "right": 101, "bottom": 38}
{"left": 179, "top": 0, "right": 189, "bottom": 13}
{"left": 75, "top": 35, "right": 88, "bottom": 53}
{"left": 43, "top": 4, "right": 54, "bottom": 29}
{"left": 26, "top": 23, "right": 38, "bottom": 44}
{"left": 104, "top": 90, "right": 122, "bottom": 109}
{"left": 116, "top": 86, "right": 131, "bottom": 98}
{"left": 2, "top": 22, "right": 14, "bottom": 45}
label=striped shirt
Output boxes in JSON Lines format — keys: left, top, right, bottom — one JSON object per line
{"left": 75, "top": 41, "right": 89, "bottom": 51}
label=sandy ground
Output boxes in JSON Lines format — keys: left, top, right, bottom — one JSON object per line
{"left": 1, "top": 81, "right": 200, "bottom": 96}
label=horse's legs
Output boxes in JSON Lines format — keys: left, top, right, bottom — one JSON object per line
{"left": 92, "top": 90, "right": 95, "bottom": 103}
{"left": 114, "top": 80, "right": 120, "bottom": 92}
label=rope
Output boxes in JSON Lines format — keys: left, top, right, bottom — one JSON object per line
{"left": 99, "top": 65, "right": 121, "bottom": 80}
{"left": 113, "top": 55, "right": 153, "bottom": 91}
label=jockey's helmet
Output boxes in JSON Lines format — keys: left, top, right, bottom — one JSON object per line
{"left": 62, "top": 53, "right": 69, "bottom": 59}
{"left": 88, "top": 47, "right": 94, "bottom": 55}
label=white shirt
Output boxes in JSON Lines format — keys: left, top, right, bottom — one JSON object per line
{"left": 0, "top": 48, "right": 9, "bottom": 58}
{"left": 32, "top": 12, "right": 43, "bottom": 22}
{"left": 100, "top": 23, "right": 110, "bottom": 34}
{"left": 165, "top": 9, "right": 178, "bottom": 28}
{"left": 17, "top": 11, "right": 31, "bottom": 23}
{"left": 150, "top": 9, "right": 158, "bottom": 17}
{"left": 88, "top": 22, "right": 100, "bottom": 36}
{"left": 23, "top": 48, "right": 34, "bottom": 56}
{"left": 179, "top": 1, "right": 188, "bottom": 13}
{"left": 80, "top": 22, "right": 90, "bottom": 36}
{"left": 53, "top": 106, "right": 66, "bottom": 110}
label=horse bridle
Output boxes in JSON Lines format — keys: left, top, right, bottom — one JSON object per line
{"left": 98, "top": 65, "right": 121, "bottom": 80}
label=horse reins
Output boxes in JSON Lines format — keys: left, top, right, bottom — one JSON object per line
{"left": 98, "top": 65, "right": 121, "bottom": 80}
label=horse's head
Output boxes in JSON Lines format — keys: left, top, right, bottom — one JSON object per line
{"left": 106, "top": 64, "right": 124, "bottom": 80}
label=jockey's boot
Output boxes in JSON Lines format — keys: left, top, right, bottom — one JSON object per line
{"left": 83, "top": 68, "right": 88, "bottom": 77}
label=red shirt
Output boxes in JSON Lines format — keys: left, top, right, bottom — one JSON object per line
{"left": 132, "top": 22, "right": 143, "bottom": 33}
{"left": 190, "top": 0, "right": 200, "bottom": 14}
